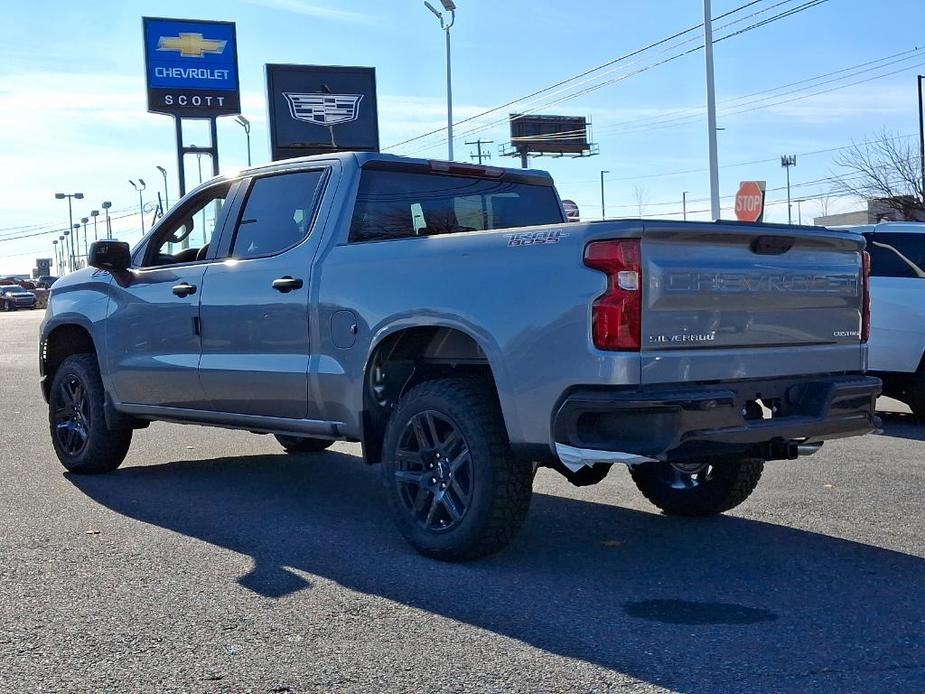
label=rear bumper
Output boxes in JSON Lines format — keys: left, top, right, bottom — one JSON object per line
{"left": 553, "top": 374, "right": 881, "bottom": 465}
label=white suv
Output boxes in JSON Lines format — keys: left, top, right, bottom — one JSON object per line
{"left": 847, "top": 222, "right": 925, "bottom": 419}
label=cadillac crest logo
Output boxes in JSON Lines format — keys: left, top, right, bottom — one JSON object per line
{"left": 283, "top": 92, "right": 363, "bottom": 126}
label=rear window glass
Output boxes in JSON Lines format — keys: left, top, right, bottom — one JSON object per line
{"left": 349, "top": 170, "right": 564, "bottom": 243}
{"left": 864, "top": 233, "right": 925, "bottom": 279}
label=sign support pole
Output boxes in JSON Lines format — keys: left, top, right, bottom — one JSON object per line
{"left": 174, "top": 116, "right": 187, "bottom": 198}
{"left": 703, "top": 0, "right": 721, "bottom": 220}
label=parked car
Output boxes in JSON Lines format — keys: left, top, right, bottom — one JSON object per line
{"left": 39, "top": 153, "right": 880, "bottom": 560}
{"left": 842, "top": 222, "right": 925, "bottom": 418}
{"left": 1, "top": 284, "right": 37, "bottom": 311}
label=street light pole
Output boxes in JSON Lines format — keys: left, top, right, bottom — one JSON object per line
{"left": 80, "top": 217, "right": 89, "bottom": 261}
{"left": 62, "top": 230, "right": 72, "bottom": 273}
{"left": 682, "top": 191, "right": 688, "bottom": 220}
{"left": 90, "top": 210, "right": 99, "bottom": 242}
{"left": 703, "top": 0, "right": 721, "bottom": 220}
{"left": 101, "top": 202, "right": 112, "bottom": 240}
{"left": 600, "top": 170, "right": 610, "bottom": 220}
{"left": 781, "top": 155, "right": 797, "bottom": 224}
{"left": 156, "top": 166, "right": 169, "bottom": 210}
{"left": 424, "top": 1, "right": 457, "bottom": 161}
{"left": 72, "top": 224, "right": 81, "bottom": 268}
{"left": 54, "top": 192, "right": 83, "bottom": 272}
{"left": 130, "top": 180, "right": 146, "bottom": 234}
{"left": 52, "top": 240, "right": 59, "bottom": 275}
{"left": 235, "top": 116, "right": 252, "bottom": 166}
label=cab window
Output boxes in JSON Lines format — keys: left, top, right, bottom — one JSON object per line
{"left": 230, "top": 171, "right": 327, "bottom": 260}
{"left": 142, "top": 182, "right": 232, "bottom": 267}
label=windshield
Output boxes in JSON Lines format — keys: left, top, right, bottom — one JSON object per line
{"left": 1, "top": 286, "right": 24, "bottom": 293}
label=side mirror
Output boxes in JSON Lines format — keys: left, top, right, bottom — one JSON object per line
{"left": 88, "top": 240, "right": 132, "bottom": 272}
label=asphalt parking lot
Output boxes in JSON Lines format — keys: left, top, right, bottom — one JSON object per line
{"left": 1, "top": 309, "right": 923, "bottom": 693}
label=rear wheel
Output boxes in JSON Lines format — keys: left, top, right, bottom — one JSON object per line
{"left": 630, "top": 458, "right": 764, "bottom": 516}
{"left": 274, "top": 434, "right": 334, "bottom": 453}
{"left": 382, "top": 378, "right": 533, "bottom": 561}
{"left": 48, "top": 354, "right": 132, "bottom": 474}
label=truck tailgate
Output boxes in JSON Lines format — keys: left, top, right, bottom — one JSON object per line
{"left": 640, "top": 224, "right": 865, "bottom": 383}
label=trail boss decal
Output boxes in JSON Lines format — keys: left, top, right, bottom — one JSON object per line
{"left": 506, "top": 230, "right": 567, "bottom": 247}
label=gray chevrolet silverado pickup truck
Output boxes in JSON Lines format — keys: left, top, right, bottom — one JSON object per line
{"left": 40, "top": 152, "right": 880, "bottom": 560}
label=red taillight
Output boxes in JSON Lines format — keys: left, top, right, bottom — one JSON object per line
{"left": 861, "top": 250, "right": 871, "bottom": 343}
{"left": 584, "top": 239, "right": 642, "bottom": 351}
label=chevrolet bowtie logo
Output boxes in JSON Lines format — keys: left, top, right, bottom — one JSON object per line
{"left": 156, "top": 32, "right": 227, "bottom": 58}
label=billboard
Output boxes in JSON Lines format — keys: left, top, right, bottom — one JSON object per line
{"left": 143, "top": 17, "right": 240, "bottom": 117}
{"left": 510, "top": 114, "right": 589, "bottom": 155}
{"left": 266, "top": 64, "right": 379, "bottom": 161}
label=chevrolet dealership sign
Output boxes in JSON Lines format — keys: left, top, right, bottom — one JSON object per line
{"left": 143, "top": 17, "right": 240, "bottom": 117}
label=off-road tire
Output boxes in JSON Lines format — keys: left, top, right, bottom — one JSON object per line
{"left": 48, "top": 354, "right": 132, "bottom": 474}
{"left": 382, "top": 378, "right": 533, "bottom": 561}
{"left": 630, "top": 458, "right": 764, "bottom": 517}
{"left": 274, "top": 434, "right": 334, "bottom": 453}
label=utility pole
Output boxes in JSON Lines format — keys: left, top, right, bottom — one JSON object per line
{"left": 781, "top": 155, "right": 797, "bottom": 224}
{"left": 795, "top": 198, "right": 804, "bottom": 225}
{"left": 682, "top": 191, "right": 688, "bottom": 220}
{"left": 424, "top": 1, "right": 457, "bottom": 161}
{"left": 703, "top": 0, "right": 721, "bottom": 220}
{"left": 466, "top": 139, "right": 493, "bottom": 164}
{"left": 600, "top": 170, "right": 610, "bottom": 220}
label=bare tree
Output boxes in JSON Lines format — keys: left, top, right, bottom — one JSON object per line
{"left": 832, "top": 130, "right": 924, "bottom": 219}
{"left": 633, "top": 185, "right": 649, "bottom": 217}
{"left": 817, "top": 188, "right": 837, "bottom": 218}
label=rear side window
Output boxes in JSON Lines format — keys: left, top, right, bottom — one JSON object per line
{"left": 349, "top": 170, "right": 564, "bottom": 242}
{"left": 231, "top": 170, "right": 326, "bottom": 259}
{"left": 864, "top": 233, "right": 925, "bottom": 279}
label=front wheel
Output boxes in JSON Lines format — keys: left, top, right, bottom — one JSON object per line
{"left": 630, "top": 458, "right": 764, "bottom": 517}
{"left": 48, "top": 354, "right": 132, "bottom": 474}
{"left": 382, "top": 378, "right": 533, "bottom": 561}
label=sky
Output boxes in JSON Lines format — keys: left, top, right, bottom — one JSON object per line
{"left": 1, "top": 0, "right": 924, "bottom": 274}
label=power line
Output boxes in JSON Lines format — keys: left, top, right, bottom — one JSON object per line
{"left": 398, "top": 0, "right": 832, "bottom": 156}
{"left": 385, "top": 0, "right": 797, "bottom": 153}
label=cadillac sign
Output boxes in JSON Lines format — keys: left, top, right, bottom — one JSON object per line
{"left": 266, "top": 64, "right": 379, "bottom": 161}
{"left": 143, "top": 17, "right": 240, "bottom": 117}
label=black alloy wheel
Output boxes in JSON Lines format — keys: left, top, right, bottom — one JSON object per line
{"left": 393, "top": 410, "right": 474, "bottom": 532}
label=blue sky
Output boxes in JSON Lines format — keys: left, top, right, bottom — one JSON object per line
{"left": 1, "top": 0, "right": 924, "bottom": 273}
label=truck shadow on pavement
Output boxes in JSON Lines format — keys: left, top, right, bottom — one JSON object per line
{"left": 875, "top": 412, "right": 925, "bottom": 441}
{"left": 68, "top": 452, "right": 925, "bottom": 692}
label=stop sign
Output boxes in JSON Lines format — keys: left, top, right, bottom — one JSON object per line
{"left": 735, "top": 181, "right": 766, "bottom": 223}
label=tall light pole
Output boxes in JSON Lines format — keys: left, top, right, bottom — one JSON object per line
{"left": 90, "top": 210, "right": 100, "bottom": 242}
{"left": 235, "top": 116, "right": 252, "bottom": 166}
{"left": 600, "top": 170, "right": 610, "bottom": 220}
{"left": 52, "top": 239, "right": 59, "bottom": 275}
{"left": 781, "top": 155, "right": 797, "bottom": 224}
{"left": 682, "top": 191, "right": 688, "bottom": 220}
{"left": 54, "top": 192, "right": 83, "bottom": 273}
{"left": 72, "top": 224, "right": 81, "bottom": 268}
{"left": 62, "top": 230, "right": 72, "bottom": 273}
{"left": 58, "top": 236, "right": 65, "bottom": 273}
{"left": 101, "top": 201, "right": 112, "bottom": 239}
{"left": 703, "top": 0, "right": 721, "bottom": 220}
{"left": 129, "top": 180, "right": 146, "bottom": 234}
{"left": 156, "top": 166, "right": 169, "bottom": 210}
{"left": 80, "top": 217, "right": 89, "bottom": 261}
{"left": 424, "top": 0, "right": 456, "bottom": 161}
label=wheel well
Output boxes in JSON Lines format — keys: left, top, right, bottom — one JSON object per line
{"left": 41, "top": 324, "right": 96, "bottom": 399}
{"left": 361, "top": 326, "right": 500, "bottom": 464}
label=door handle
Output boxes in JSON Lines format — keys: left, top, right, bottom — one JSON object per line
{"left": 172, "top": 282, "right": 197, "bottom": 297}
{"left": 272, "top": 276, "right": 303, "bottom": 293}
